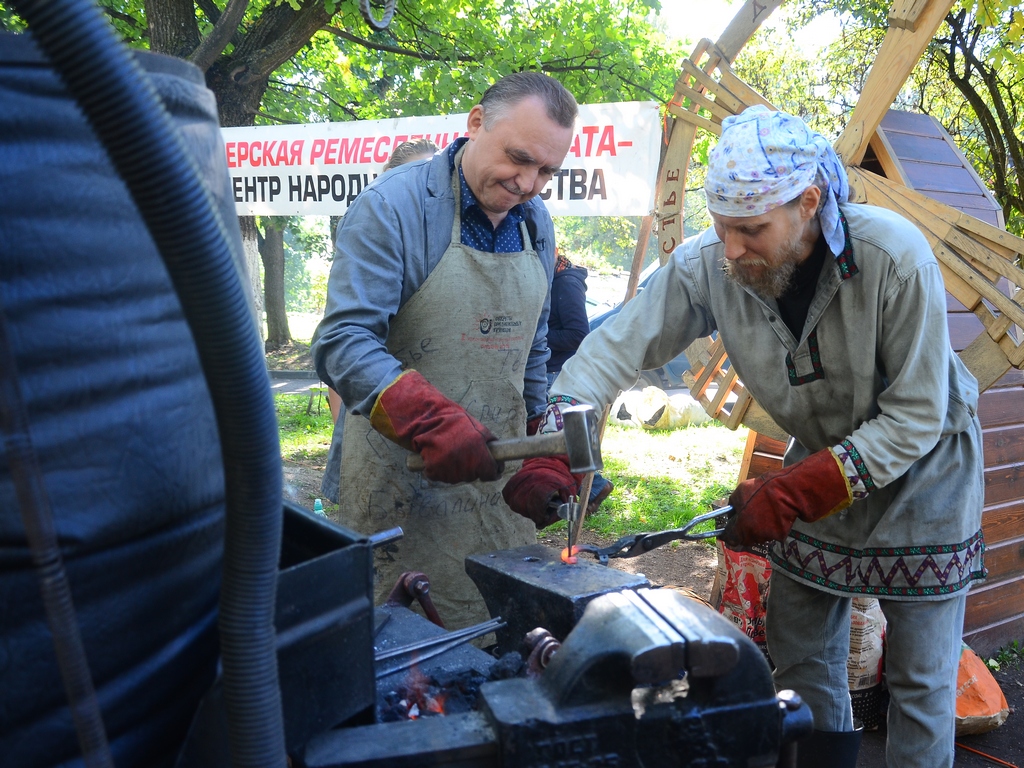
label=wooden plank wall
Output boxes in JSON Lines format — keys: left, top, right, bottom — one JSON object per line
{"left": 953, "top": 292, "right": 1024, "bottom": 655}
{"left": 870, "top": 111, "right": 1022, "bottom": 655}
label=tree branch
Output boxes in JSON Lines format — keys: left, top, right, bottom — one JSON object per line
{"left": 102, "top": 6, "right": 146, "bottom": 33}
{"left": 255, "top": 109, "right": 298, "bottom": 124}
{"left": 190, "top": 0, "right": 250, "bottom": 71}
{"left": 324, "top": 24, "right": 473, "bottom": 61}
{"left": 267, "top": 79, "right": 361, "bottom": 120}
{"left": 194, "top": 0, "right": 221, "bottom": 24}
{"left": 942, "top": 10, "right": 1024, "bottom": 223}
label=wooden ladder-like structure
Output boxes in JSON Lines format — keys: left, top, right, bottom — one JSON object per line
{"left": 647, "top": 0, "right": 1023, "bottom": 439}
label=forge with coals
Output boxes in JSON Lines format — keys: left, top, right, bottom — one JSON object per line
{"left": 175, "top": 502, "right": 811, "bottom": 767}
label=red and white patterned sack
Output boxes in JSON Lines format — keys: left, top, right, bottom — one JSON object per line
{"left": 712, "top": 540, "right": 772, "bottom": 655}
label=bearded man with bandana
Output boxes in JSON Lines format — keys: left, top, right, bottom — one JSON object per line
{"left": 503, "top": 105, "right": 986, "bottom": 768}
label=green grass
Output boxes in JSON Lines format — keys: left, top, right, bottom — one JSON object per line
{"left": 276, "top": 393, "right": 333, "bottom": 464}
{"left": 987, "top": 639, "right": 1024, "bottom": 671}
{"left": 547, "top": 420, "right": 746, "bottom": 541}
{"left": 274, "top": 391, "right": 749, "bottom": 541}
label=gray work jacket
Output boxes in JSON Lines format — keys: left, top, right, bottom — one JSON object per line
{"left": 312, "top": 147, "right": 557, "bottom": 502}
{"left": 555, "top": 203, "right": 986, "bottom": 600}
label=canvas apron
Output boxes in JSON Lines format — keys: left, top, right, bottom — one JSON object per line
{"left": 339, "top": 150, "right": 543, "bottom": 629}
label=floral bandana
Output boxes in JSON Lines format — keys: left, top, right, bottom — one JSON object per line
{"left": 704, "top": 105, "right": 850, "bottom": 256}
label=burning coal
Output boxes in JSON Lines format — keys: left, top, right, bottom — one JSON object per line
{"left": 379, "top": 653, "right": 524, "bottom": 722}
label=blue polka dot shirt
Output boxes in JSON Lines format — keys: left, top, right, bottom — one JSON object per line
{"left": 448, "top": 138, "right": 526, "bottom": 253}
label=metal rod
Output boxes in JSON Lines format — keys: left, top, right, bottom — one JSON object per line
{"left": 375, "top": 618, "right": 505, "bottom": 679}
{"left": 369, "top": 527, "right": 404, "bottom": 548}
{"left": 375, "top": 618, "right": 504, "bottom": 662}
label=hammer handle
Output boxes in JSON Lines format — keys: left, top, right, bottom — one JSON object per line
{"left": 405, "top": 431, "right": 566, "bottom": 472}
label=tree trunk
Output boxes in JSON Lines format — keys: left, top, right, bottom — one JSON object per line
{"left": 238, "top": 216, "right": 265, "bottom": 342}
{"left": 146, "top": 0, "right": 201, "bottom": 58}
{"left": 259, "top": 219, "right": 291, "bottom": 351}
{"left": 147, "top": 0, "right": 336, "bottom": 322}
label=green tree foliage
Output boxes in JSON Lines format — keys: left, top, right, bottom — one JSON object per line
{"left": 270, "top": 0, "right": 683, "bottom": 125}
{"left": 732, "top": 11, "right": 847, "bottom": 138}
{"left": 3, "top": 0, "right": 687, "bottom": 128}
{"left": 2, "top": 0, "right": 685, "bottom": 332}
{"left": 283, "top": 217, "right": 332, "bottom": 313}
{"left": 790, "top": 0, "right": 1024, "bottom": 234}
{"left": 553, "top": 216, "right": 653, "bottom": 271}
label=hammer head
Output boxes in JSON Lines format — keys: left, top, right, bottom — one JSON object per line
{"left": 560, "top": 404, "right": 603, "bottom": 474}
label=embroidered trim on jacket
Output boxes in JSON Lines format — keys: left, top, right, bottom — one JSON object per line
{"left": 786, "top": 329, "right": 825, "bottom": 385}
{"left": 839, "top": 438, "right": 876, "bottom": 492}
{"left": 836, "top": 210, "right": 858, "bottom": 280}
{"left": 770, "top": 530, "right": 986, "bottom": 597}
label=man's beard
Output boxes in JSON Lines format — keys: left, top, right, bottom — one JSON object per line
{"left": 723, "top": 237, "right": 805, "bottom": 299}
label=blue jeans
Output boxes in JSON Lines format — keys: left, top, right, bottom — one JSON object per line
{"left": 768, "top": 573, "right": 966, "bottom": 767}
{"left": 547, "top": 371, "right": 608, "bottom": 504}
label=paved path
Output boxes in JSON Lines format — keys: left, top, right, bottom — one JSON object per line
{"left": 269, "top": 370, "right": 324, "bottom": 395}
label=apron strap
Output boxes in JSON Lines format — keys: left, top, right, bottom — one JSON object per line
{"left": 451, "top": 145, "right": 467, "bottom": 245}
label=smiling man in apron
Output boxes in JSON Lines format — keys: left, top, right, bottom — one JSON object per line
{"left": 312, "top": 73, "right": 578, "bottom": 630}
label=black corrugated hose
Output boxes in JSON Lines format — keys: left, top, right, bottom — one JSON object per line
{"left": 9, "top": 0, "right": 287, "bottom": 765}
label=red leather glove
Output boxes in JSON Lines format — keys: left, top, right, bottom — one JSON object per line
{"left": 720, "top": 448, "right": 853, "bottom": 549}
{"left": 502, "top": 455, "right": 581, "bottom": 529}
{"left": 370, "top": 370, "right": 502, "bottom": 484}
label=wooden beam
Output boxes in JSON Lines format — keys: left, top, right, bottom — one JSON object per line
{"left": 689, "top": 337, "right": 727, "bottom": 398}
{"left": 724, "top": 387, "right": 754, "bottom": 431}
{"left": 709, "top": 367, "right": 740, "bottom": 415}
{"left": 655, "top": 119, "right": 696, "bottom": 267}
{"left": 835, "top": 0, "right": 956, "bottom": 166}
{"left": 666, "top": 105, "right": 722, "bottom": 136}
{"left": 852, "top": 170, "right": 1024, "bottom": 339}
{"left": 868, "top": 130, "right": 911, "bottom": 187}
{"left": 672, "top": 82, "right": 735, "bottom": 122}
{"left": 715, "top": 0, "right": 787, "bottom": 62}
{"left": 849, "top": 168, "right": 1024, "bottom": 379}
{"left": 888, "top": 0, "right": 931, "bottom": 31}
{"left": 865, "top": 184, "right": 1024, "bottom": 332}
{"left": 680, "top": 60, "right": 747, "bottom": 114}
{"left": 715, "top": 64, "right": 774, "bottom": 111}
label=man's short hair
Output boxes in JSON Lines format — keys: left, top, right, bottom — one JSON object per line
{"left": 479, "top": 72, "right": 578, "bottom": 130}
{"left": 783, "top": 169, "right": 829, "bottom": 214}
{"left": 383, "top": 138, "right": 438, "bottom": 172}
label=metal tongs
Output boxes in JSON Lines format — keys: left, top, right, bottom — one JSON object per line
{"left": 574, "top": 505, "right": 734, "bottom": 565}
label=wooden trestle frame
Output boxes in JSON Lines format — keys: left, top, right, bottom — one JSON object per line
{"left": 639, "top": 0, "right": 1024, "bottom": 439}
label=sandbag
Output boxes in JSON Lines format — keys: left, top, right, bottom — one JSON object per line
{"left": 712, "top": 540, "right": 772, "bottom": 657}
{"left": 638, "top": 386, "right": 672, "bottom": 430}
{"left": 955, "top": 644, "right": 1010, "bottom": 735}
{"left": 610, "top": 389, "right": 646, "bottom": 428}
{"left": 668, "top": 393, "right": 712, "bottom": 427}
{"left": 847, "top": 597, "right": 887, "bottom": 729}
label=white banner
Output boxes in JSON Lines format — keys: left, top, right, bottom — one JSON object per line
{"left": 221, "top": 101, "right": 660, "bottom": 217}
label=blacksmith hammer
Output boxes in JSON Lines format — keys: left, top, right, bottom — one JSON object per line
{"left": 405, "top": 404, "right": 603, "bottom": 474}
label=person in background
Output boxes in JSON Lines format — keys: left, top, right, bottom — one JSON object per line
{"left": 312, "top": 73, "right": 578, "bottom": 629}
{"left": 546, "top": 249, "right": 612, "bottom": 514}
{"left": 323, "top": 140, "right": 440, "bottom": 434}
{"left": 505, "top": 105, "right": 985, "bottom": 768}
